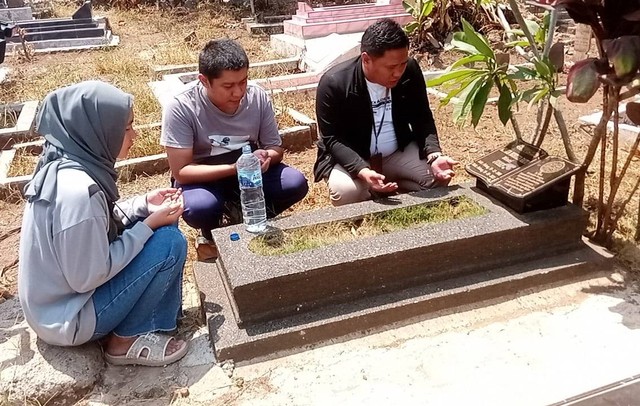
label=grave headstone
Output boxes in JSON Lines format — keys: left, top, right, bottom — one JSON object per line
{"left": 466, "top": 141, "right": 581, "bottom": 213}
{"left": 71, "top": 0, "right": 91, "bottom": 20}
{"left": 573, "top": 23, "right": 592, "bottom": 61}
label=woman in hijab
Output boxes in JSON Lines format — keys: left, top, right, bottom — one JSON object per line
{"left": 18, "top": 80, "right": 189, "bottom": 366}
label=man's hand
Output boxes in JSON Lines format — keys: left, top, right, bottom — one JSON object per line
{"left": 358, "top": 168, "right": 398, "bottom": 193}
{"left": 146, "top": 188, "right": 183, "bottom": 214}
{"left": 254, "top": 149, "right": 272, "bottom": 173}
{"left": 430, "top": 155, "right": 458, "bottom": 186}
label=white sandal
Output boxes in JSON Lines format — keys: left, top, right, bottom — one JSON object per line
{"left": 104, "top": 333, "right": 188, "bottom": 366}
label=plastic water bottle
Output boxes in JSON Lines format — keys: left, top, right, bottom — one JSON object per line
{"left": 236, "top": 145, "right": 267, "bottom": 233}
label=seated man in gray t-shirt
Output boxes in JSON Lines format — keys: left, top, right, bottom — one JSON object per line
{"left": 160, "top": 39, "right": 308, "bottom": 238}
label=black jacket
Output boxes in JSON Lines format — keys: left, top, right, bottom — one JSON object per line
{"left": 313, "top": 56, "right": 441, "bottom": 182}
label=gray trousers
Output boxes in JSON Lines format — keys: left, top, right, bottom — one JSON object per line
{"left": 328, "top": 142, "right": 435, "bottom": 206}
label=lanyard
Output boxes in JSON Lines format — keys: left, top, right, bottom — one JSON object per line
{"left": 372, "top": 87, "right": 390, "bottom": 155}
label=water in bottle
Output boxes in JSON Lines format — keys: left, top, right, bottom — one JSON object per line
{"left": 236, "top": 145, "right": 267, "bottom": 233}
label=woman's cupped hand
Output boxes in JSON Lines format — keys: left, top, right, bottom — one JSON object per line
{"left": 143, "top": 188, "right": 184, "bottom": 230}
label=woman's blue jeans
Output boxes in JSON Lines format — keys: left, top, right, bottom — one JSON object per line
{"left": 90, "top": 225, "right": 188, "bottom": 339}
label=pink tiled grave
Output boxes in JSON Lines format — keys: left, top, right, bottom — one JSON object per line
{"left": 283, "top": 0, "right": 412, "bottom": 39}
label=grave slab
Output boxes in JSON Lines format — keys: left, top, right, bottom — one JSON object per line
{"left": 0, "top": 140, "right": 169, "bottom": 199}
{"left": 279, "top": 125, "right": 312, "bottom": 151}
{"left": 212, "top": 186, "right": 587, "bottom": 325}
{"left": 0, "top": 101, "right": 39, "bottom": 149}
{"left": 283, "top": 0, "right": 411, "bottom": 39}
{"left": 197, "top": 237, "right": 610, "bottom": 363}
{"left": 0, "top": 6, "right": 31, "bottom": 22}
{"left": 6, "top": 17, "right": 118, "bottom": 53}
{"left": 194, "top": 184, "right": 611, "bottom": 362}
{"left": 579, "top": 98, "right": 640, "bottom": 149}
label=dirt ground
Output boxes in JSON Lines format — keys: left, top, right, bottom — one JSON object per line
{"left": 1, "top": 1, "right": 638, "bottom": 303}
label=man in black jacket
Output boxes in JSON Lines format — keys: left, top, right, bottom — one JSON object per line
{"left": 313, "top": 18, "right": 457, "bottom": 206}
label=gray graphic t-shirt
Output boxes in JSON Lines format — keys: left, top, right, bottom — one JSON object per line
{"left": 160, "top": 82, "right": 281, "bottom": 162}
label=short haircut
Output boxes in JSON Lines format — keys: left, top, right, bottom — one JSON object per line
{"left": 199, "top": 39, "right": 249, "bottom": 80}
{"left": 360, "top": 18, "right": 409, "bottom": 58}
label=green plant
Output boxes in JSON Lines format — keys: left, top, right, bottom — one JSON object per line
{"left": 556, "top": 0, "right": 640, "bottom": 245}
{"left": 427, "top": 13, "right": 569, "bottom": 157}
{"left": 402, "top": 0, "right": 493, "bottom": 47}
{"left": 402, "top": 0, "right": 435, "bottom": 44}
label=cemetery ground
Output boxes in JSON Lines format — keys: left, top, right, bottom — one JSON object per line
{"left": 2, "top": 1, "right": 640, "bottom": 404}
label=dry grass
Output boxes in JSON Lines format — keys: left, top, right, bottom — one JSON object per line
{"left": 1, "top": 108, "right": 18, "bottom": 129}
{"left": 6, "top": 148, "right": 38, "bottom": 178}
{"left": 282, "top": 147, "right": 331, "bottom": 212}
{"left": 0, "top": 1, "right": 277, "bottom": 160}
{"left": 272, "top": 90, "right": 316, "bottom": 128}
{"left": 249, "top": 64, "right": 299, "bottom": 81}
{"left": 129, "top": 125, "right": 164, "bottom": 158}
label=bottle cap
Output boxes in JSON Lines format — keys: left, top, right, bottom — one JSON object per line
{"left": 230, "top": 232, "right": 240, "bottom": 241}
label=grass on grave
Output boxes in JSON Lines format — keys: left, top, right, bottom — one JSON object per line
{"left": 272, "top": 90, "right": 316, "bottom": 129}
{"left": 249, "top": 196, "right": 486, "bottom": 256}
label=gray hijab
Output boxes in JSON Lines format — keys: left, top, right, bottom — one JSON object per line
{"left": 24, "top": 80, "right": 133, "bottom": 242}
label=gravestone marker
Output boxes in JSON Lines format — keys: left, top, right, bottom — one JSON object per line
{"left": 466, "top": 141, "right": 581, "bottom": 213}
{"left": 573, "top": 23, "right": 592, "bottom": 61}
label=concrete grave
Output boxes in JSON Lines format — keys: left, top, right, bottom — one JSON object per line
{"left": 283, "top": 0, "right": 412, "bottom": 39}
{"left": 243, "top": 15, "right": 289, "bottom": 36}
{"left": 0, "top": 6, "right": 31, "bottom": 22}
{"left": 195, "top": 184, "right": 611, "bottom": 362}
{"left": 5, "top": 1, "right": 118, "bottom": 54}
{"left": 0, "top": 101, "right": 38, "bottom": 149}
{"left": 151, "top": 56, "right": 300, "bottom": 80}
{"left": 579, "top": 98, "right": 640, "bottom": 149}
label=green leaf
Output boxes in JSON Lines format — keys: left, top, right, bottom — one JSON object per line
{"left": 426, "top": 68, "right": 479, "bottom": 87}
{"left": 405, "top": 21, "right": 419, "bottom": 34}
{"left": 453, "top": 76, "right": 484, "bottom": 124}
{"left": 471, "top": 79, "right": 493, "bottom": 127}
{"left": 506, "top": 29, "right": 525, "bottom": 37}
{"left": 514, "top": 87, "right": 541, "bottom": 104}
{"left": 524, "top": 19, "right": 541, "bottom": 38}
{"left": 532, "top": 57, "right": 551, "bottom": 79}
{"left": 402, "top": 0, "right": 415, "bottom": 14}
{"left": 421, "top": 0, "right": 434, "bottom": 18}
{"left": 529, "top": 87, "right": 550, "bottom": 107}
{"left": 451, "top": 32, "right": 481, "bottom": 54}
{"left": 461, "top": 19, "right": 495, "bottom": 59}
{"left": 497, "top": 84, "right": 513, "bottom": 125}
{"left": 508, "top": 66, "right": 539, "bottom": 81}
{"left": 504, "top": 40, "right": 531, "bottom": 48}
{"left": 441, "top": 71, "right": 488, "bottom": 105}
{"left": 450, "top": 54, "right": 488, "bottom": 69}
